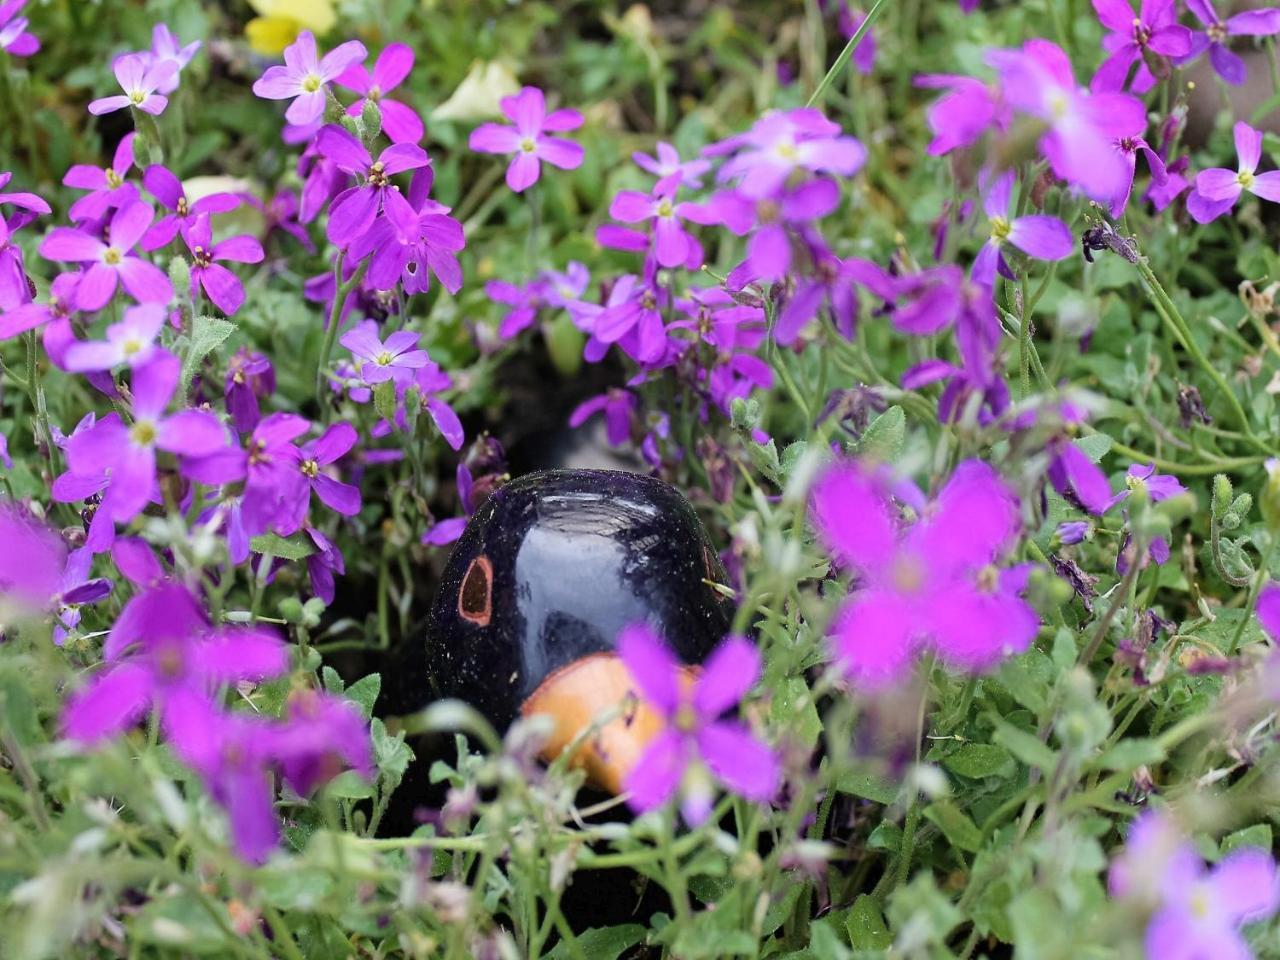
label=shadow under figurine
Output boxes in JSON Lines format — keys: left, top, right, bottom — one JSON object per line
{"left": 381, "top": 468, "right": 733, "bottom": 931}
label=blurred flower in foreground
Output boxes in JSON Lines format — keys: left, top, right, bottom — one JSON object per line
{"left": 0, "top": 506, "right": 65, "bottom": 615}
{"left": 810, "top": 458, "right": 1036, "bottom": 686}
{"left": 619, "top": 624, "right": 779, "bottom": 825}
{"left": 1109, "top": 808, "right": 1279, "bottom": 959}
{"left": 1177, "top": 0, "right": 1280, "bottom": 87}
{"left": 0, "top": 0, "right": 39, "bottom": 57}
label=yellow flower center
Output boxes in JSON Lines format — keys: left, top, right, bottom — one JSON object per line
{"left": 375, "top": 351, "right": 394, "bottom": 366}
{"left": 129, "top": 90, "right": 145, "bottom": 105}
{"left": 1048, "top": 91, "right": 1070, "bottom": 120}
{"left": 122, "top": 337, "right": 144, "bottom": 356}
{"left": 975, "top": 564, "right": 1001, "bottom": 593}
{"left": 656, "top": 199, "right": 675, "bottom": 218}
{"left": 1238, "top": 170, "right": 1256, "bottom": 189}
{"left": 176, "top": 197, "right": 189, "bottom": 216}
{"left": 105, "top": 169, "right": 123, "bottom": 189}
{"left": 368, "top": 85, "right": 382, "bottom": 102}
{"left": 103, "top": 247, "right": 123, "bottom": 265}
{"left": 300, "top": 458, "right": 319, "bottom": 479}
{"left": 674, "top": 703, "right": 699, "bottom": 734}
{"left": 989, "top": 216, "right": 1011, "bottom": 244}
{"left": 130, "top": 419, "right": 157, "bottom": 446}
{"left": 519, "top": 137, "right": 537, "bottom": 153}
{"left": 368, "top": 160, "right": 388, "bottom": 187}
{"left": 302, "top": 74, "right": 322, "bottom": 93}
{"left": 775, "top": 140, "right": 799, "bottom": 160}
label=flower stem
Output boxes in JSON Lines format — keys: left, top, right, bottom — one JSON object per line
{"left": 313, "top": 253, "right": 369, "bottom": 413}
{"left": 805, "top": 0, "right": 889, "bottom": 108}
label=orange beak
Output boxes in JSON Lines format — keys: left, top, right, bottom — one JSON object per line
{"left": 521, "top": 652, "right": 696, "bottom": 795}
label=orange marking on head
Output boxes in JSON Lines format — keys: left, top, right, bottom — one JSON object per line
{"left": 458, "top": 555, "right": 493, "bottom": 626}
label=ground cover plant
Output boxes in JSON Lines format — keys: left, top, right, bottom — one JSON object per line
{"left": 6, "top": 0, "right": 1280, "bottom": 956}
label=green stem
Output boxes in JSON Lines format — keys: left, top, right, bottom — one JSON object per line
{"left": 805, "top": 0, "right": 889, "bottom": 108}
{"left": 314, "top": 253, "right": 369, "bottom": 411}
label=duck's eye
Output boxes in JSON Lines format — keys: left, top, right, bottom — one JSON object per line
{"left": 458, "top": 555, "right": 493, "bottom": 626}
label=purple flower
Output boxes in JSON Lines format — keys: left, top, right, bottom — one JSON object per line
{"left": 486, "top": 276, "right": 547, "bottom": 340}
{"left": 618, "top": 625, "right": 779, "bottom": 824}
{"left": 348, "top": 168, "right": 464, "bottom": 295}
{"left": 1188, "top": 122, "right": 1280, "bottom": 224}
{"left": 1179, "top": 0, "right": 1280, "bottom": 86}
{"left": 65, "top": 351, "right": 228, "bottom": 524}
{"left": 39, "top": 201, "right": 174, "bottom": 311}
{"left": 335, "top": 43, "right": 423, "bottom": 144}
{"left": 296, "top": 422, "right": 361, "bottom": 518}
{"left": 1109, "top": 809, "right": 1280, "bottom": 960}
{"left": 193, "top": 714, "right": 280, "bottom": 864}
{"left": 0, "top": 171, "right": 50, "bottom": 310}
{"left": 973, "top": 170, "right": 1073, "bottom": 288}
{"left": 986, "top": 39, "right": 1147, "bottom": 202}
{"left": 225, "top": 348, "right": 275, "bottom": 435}
{"left": 413, "top": 362, "right": 464, "bottom": 450}
{"left": 143, "top": 23, "right": 201, "bottom": 94}
{"left": 1046, "top": 437, "right": 1113, "bottom": 514}
{"left": 316, "top": 124, "right": 429, "bottom": 246}
{"left": 0, "top": 506, "right": 66, "bottom": 614}
{"left": 1091, "top": 0, "right": 1191, "bottom": 93}
{"left": 88, "top": 53, "right": 175, "bottom": 117}
{"left": 592, "top": 274, "right": 670, "bottom": 363}
{"left": 142, "top": 165, "right": 242, "bottom": 250}
{"left": 1055, "top": 520, "right": 1091, "bottom": 544}
{"left": 63, "top": 134, "right": 138, "bottom": 223}
{"left": 51, "top": 548, "right": 113, "bottom": 645}
{"left": 0, "top": 0, "right": 38, "bottom": 57}
{"left": 61, "top": 583, "right": 289, "bottom": 769}
{"left": 251, "top": 31, "right": 367, "bottom": 126}
{"left": 810, "top": 458, "right": 1037, "bottom": 686}
{"left": 181, "top": 214, "right": 264, "bottom": 315}
{"left": 340, "top": 319, "right": 429, "bottom": 385}
{"left": 1110, "top": 135, "right": 1168, "bottom": 217}
{"left": 632, "top": 142, "right": 710, "bottom": 189}
{"left": 62, "top": 303, "right": 165, "bottom": 372}
{"left": 608, "top": 181, "right": 705, "bottom": 269}
{"left": 914, "top": 74, "right": 1005, "bottom": 156}
{"left": 468, "top": 86, "right": 585, "bottom": 193}
{"left": 837, "top": 5, "right": 877, "bottom": 74}
{"left": 272, "top": 689, "right": 374, "bottom": 797}
{"left": 569, "top": 388, "right": 637, "bottom": 446}
{"left": 710, "top": 108, "right": 866, "bottom": 199}
{"left": 304, "top": 526, "right": 345, "bottom": 602}
{"left": 1108, "top": 463, "right": 1186, "bottom": 509}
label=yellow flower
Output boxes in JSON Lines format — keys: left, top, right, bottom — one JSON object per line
{"left": 245, "top": 0, "right": 336, "bottom": 56}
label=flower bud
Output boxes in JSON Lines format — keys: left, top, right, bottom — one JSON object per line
{"left": 167, "top": 256, "right": 190, "bottom": 299}
{"left": 1260, "top": 459, "right": 1280, "bottom": 534}
{"left": 360, "top": 98, "right": 382, "bottom": 144}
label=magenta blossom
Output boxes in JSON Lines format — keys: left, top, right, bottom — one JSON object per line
{"left": 63, "top": 303, "right": 165, "bottom": 372}
{"left": 181, "top": 214, "right": 264, "bottom": 315}
{"left": 38, "top": 200, "right": 174, "bottom": 311}
{"left": 487, "top": 276, "right": 547, "bottom": 340}
{"left": 1188, "top": 122, "right": 1280, "bottom": 223}
{"left": 810, "top": 458, "right": 1037, "bottom": 686}
{"left": 296, "top": 422, "right": 362, "bottom": 519}
{"left": 837, "top": 5, "right": 877, "bottom": 74}
{"left": 252, "top": 31, "right": 366, "bottom": 126}
{"left": 0, "top": 506, "right": 66, "bottom": 614}
{"left": 1109, "top": 809, "right": 1279, "bottom": 960}
{"left": 143, "top": 23, "right": 200, "bottom": 94}
{"left": 709, "top": 108, "right": 866, "bottom": 199}
{"left": 336, "top": 42, "right": 423, "bottom": 144}
{"left": 569, "top": 388, "right": 637, "bottom": 446}
{"left": 608, "top": 181, "right": 705, "bottom": 269}
{"left": 0, "top": 0, "right": 38, "bottom": 56}
{"left": 1178, "top": 0, "right": 1280, "bottom": 86}
{"left": 469, "top": 86, "right": 585, "bottom": 193}
{"left": 65, "top": 351, "right": 228, "bottom": 524}
{"left": 1091, "top": 0, "right": 1191, "bottom": 93}
{"left": 632, "top": 142, "right": 710, "bottom": 189}
{"left": 618, "top": 624, "right": 779, "bottom": 825}
{"left": 61, "top": 583, "right": 289, "bottom": 769}
{"left": 592, "top": 274, "right": 670, "bottom": 364}
{"left": 142, "top": 165, "right": 242, "bottom": 250}
{"left": 348, "top": 168, "right": 464, "bottom": 295}
{"left": 340, "top": 319, "right": 429, "bottom": 385}
{"left": 315, "top": 124, "right": 429, "bottom": 246}
{"left": 1111, "top": 135, "right": 1168, "bottom": 217}
{"left": 972, "top": 170, "right": 1073, "bottom": 288}
{"left": 0, "top": 171, "right": 51, "bottom": 309}
{"left": 63, "top": 134, "right": 138, "bottom": 223}
{"left": 88, "top": 53, "right": 175, "bottom": 117}
{"left": 225, "top": 348, "right": 275, "bottom": 435}
{"left": 914, "top": 74, "right": 1005, "bottom": 156}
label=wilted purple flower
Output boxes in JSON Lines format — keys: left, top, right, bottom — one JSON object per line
{"left": 348, "top": 167, "right": 464, "bottom": 295}
{"left": 810, "top": 458, "right": 1036, "bottom": 686}
{"left": 1111, "top": 135, "right": 1168, "bottom": 217}
{"left": 914, "top": 73, "right": 1005, "bottom": 156}
{"left": 569, "top": 388, "right": 637, "bottom": 446}
{"left": 986, "top": 39, "right": 1146, "bottom": 202}
{"left": 143, "top": 23, "right": 201, "bottom": 94}
{"left": 340, "top": 319, "right": 428, "bottom": 385}
{"left": 142, "top": 165, "right": 242, "bottom": 250}
{"left": 297, "top": 422, "right": 361, "bottom": 518}
{"left": 632, "top": 142, "right": 710, "bottom": 189}
{"left": 63, "top": 134, "right": 138, "bottom": 223}
{"left": 1091, "top": 0, "right": 1191, "bottom": 93}
{"left": 1110, "top": 463, "right": 1185, "bottom": 572}
{"left": 336, "top": 42, "right": 423, "bottom": 144}
{"left": 608, "top": 180, "right": 705, "bottom": 269}
{"left": 973, "top": 170, "right": 1073, "bottom": 288}
{"left": 1109, "top": 808, "right": 1280, "bottom": 960}
{"left": 619, "top": 624, "right": 779, "bottom": 824}
{"left": 1188, "top": 122, "right": 1280, "bottom": 223}
{"left": 710, "top": 108, "right": 866, "bottom": 199}
{"left": 251, "top": 31, "right": 367, "bottom": 126}
{"left": 468, "top": 86, "right": 584, "bottom": 193}
{"left": 39, "top": 200, "right": 174, "bottom": 311}
{"left": 61, "top": 583, "right": 289, "bottom": 768}
{"left": 304, "top": 526, "right": 345, "bottom": 602}
{"left": 0, "top": 432, "right": 9, "bottom": 470}
{"left": 316, "top": 124, "right": 430, "bottom": 246}
{"left": 181, "top": 214, "right": 264, "bottom": 315}
{"left": 64, "top": 353, "right": 227, "bottom": 525}
{"left": 225, "top": 348, "right": 275, "bottom": 435}
{"left": 62, "top": 303, "right": 165, "bottom": 372}
{"left": 1055, "top": 520, "right": 1091, "bottom": 545}
{"left": 1179, "top": 0, "right": 1280, "bottom": 86}
{"left": 0, "top": 0, "right": 38, "bottom": 57}
{"left": 88, "top": 53, "right": 175, "bottom": 117}
{"left": 254, "top": 188, "right": 312, "bottom": 251}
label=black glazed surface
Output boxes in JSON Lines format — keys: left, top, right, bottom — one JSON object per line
{"left": 414, "top": 468, "right": 732, "bottom": 729}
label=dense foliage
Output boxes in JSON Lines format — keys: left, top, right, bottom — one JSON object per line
{"left": 4, "top": 0, "right": 1280, "bottom": 957}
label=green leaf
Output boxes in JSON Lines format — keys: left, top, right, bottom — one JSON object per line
{"left": 771, "top": 676, "right": 822, "bottom": 750}
{"left": 855, "top": 405, "right": 905, "bottom": 462}
{"left": 182, "top": 315, "right": 236, "bottom": 386}
{"left": 325, "top": 769, "right": 375, "bottom": 800}
{"left": 991, "top": 720, "right": 1057, "bottom": 772}
{"left": 257, "top": 867, "right": 335, "bottom": 911}
{"left": 1091, "top": 738, "right": 1165, "bottom": 773}
{"left": 547, "top": 925, "right": 645, "bottom": 960}
{"left": 372, "top": 717, "right": 414, "bottom": 790}
{"left": 846, "top": 894, "right": 892, "bottom": 950}
{"left": 943, "top": 743, "right": 1016, "bottom": 780}
{"left": 249, "top": 532, "right": 315, "bottom": 562}
{"left": 321, "top": 665, "right": 344, "bottom": 694}
{"left": 836, "top": 771, "right": 899, "bottom": 805}
{"left": 1072, "top": 433, "right": 1112, "bottom": 463}
{"left": 923, "top": 800, "right": 983, "bottom": 853}
{"left": 344, "top": 673, "right": 381, "bottom": 719}
{"left": 133, "top": 894, "right": 232, "bottom": 954}
{"left": 1221, "top": 824, "right": 1272, "bottom": 857}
